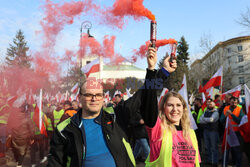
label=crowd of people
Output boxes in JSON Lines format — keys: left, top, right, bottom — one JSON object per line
{"left": 0, "top": 46, "right": 249, "bottom": 167}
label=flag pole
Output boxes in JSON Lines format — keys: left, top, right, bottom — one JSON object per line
{"left": 39, "top": 89, "right": 43, "bottom": 131}
{"left": 223, "top": 117, "right": 228, "bottom": 167}
{"left": 220, "top": 66, "right": 223, "bottom": 95}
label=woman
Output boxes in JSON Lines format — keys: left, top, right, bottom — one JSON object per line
{"left": 145, "top": 91, "right": 200, "bottom": 167}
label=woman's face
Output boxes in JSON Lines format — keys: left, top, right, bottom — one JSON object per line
{"left": 164, "top": 96, "right": 184, "bottom": 126}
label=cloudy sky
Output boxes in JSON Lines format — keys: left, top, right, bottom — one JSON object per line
{"left": 1, "top": 0, "right": 250, "bottom": 70}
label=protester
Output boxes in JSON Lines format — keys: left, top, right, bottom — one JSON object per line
{"left": 30, "top": 104, "right": 49, "bottom": 166}
{"left": 72, "top": 100, "right": 79, "bottom": 111}
{"left": 220, "top": 96, "right": 245, "bottom": 167}
{"left": 7, "top": 103, "right": 35, "bottom": 167}
{"left": 238, "top": 104, "right": 250, "bottom": 166}
{"left": 199, "top": 99, "right": 219, "bottom": 166}
{"left": 0, "top": 100, "right": 10, "bottom": 158}
{"left": 193, "top": 97, "right": 204, "bottom": 154}
{"left": 59, "top": 100, "right": 77, "bottom": 122}
{"left": 145, "top": 91, "right": 200, "bottom": 167}
{"left": 47, "top": 46, "right": 176, "bottom": 167}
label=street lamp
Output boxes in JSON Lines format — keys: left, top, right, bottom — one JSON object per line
{"left": 79, "top": 21, "right": 94, "bottom": 84}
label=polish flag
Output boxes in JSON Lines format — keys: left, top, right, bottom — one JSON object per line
{"left": 239, "top": 84, "right": 250, "bottom": 142}
{"left": 33, "top": 89, "right": 47, "bottom": 136}
{"left": 222, "top": 117, "right": 240, "bottom": 154}
{"left": 81, "top": 58, "right": 100, "bottom": 77}
{"left": 7, "top": 95, "right": 18, "bottom": 106}
{"left": 201, "top": 92, "right": 207, "bottom": 111}
{"left": 71, "top": 83, "right": 79, "bottom": 94}
{"left": 104, "top": 91, "right": 110, "bottom": 103}
{"left": 221, "top": 85, "right": 241, "bottom": 100}
{"left": 197, "top": 81, "right": 203, "bottom": 93}
{"left": 158, "top": 88, "right": 169, "bottom": 105}
{"left": 178, "top": 74, "right": 198, "bottom": 130}
{"left": 206, "top": 87, "right": 214, "bottom": 99}
{"left": 202, "top": 66, "right": 223, "bottom": 92}
{"left": 12, "top": 93, "right": 26, "bottom": 108}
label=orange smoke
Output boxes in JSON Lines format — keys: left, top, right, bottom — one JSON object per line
{"left": 102, "top": 0, "right": 155, "bottom": 29}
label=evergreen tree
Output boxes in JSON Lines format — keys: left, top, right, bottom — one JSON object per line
{"left": 5, "top": 29, "right": 31, "bottom": 68}
{"left": 158, "top": 36, "right": 191, "bottom": 92}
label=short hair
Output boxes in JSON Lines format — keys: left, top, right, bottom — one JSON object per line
{"left": 64, "top": 100, "right": 72, "bottom": 106}
{"left": 115, "top": 94, "right": 122, "bottom": 98}
{"left": 206, "top": 98, "right": 213, "bottom": 102}
{"left": 195, "top": 97, "right": 202, "bottom": 103}
{"left": 230, "top": 96, "right": 238, "bottom": 101}
{"left": 214, "top": 94, "right": 220, "bottom": 99}
{"left": 79, "top": 79, "right": 103, "bottom": 95}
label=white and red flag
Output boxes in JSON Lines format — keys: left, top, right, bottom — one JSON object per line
{"left": 239, "top": 84, "right": 250, "bottom": 142}
{"left": 158, "top": 88, "right": 169, "bottom": 105}
{"left": 33, "top": 89, "right": 47, "bottom": 136}
{"left": 178, "top": 74, "right": 198, "bottom": 130}
{"left": 221, "top": 85, "right": 241, "bottom": 100}
{"left": 222, "top": 117, "right": 240, "bottom": 155}
{"left": 104, "top": 91, "right": 110, "bottom": 104}
{"left": 81, "top": 58, "right": 100, "bottom": 77}
{"left": 201, "top": 92, "right": 207, "bottom": 111}
{"left": 71, "top": 83, "right": 79, "bottom": 94}
{"left": 201, "top": 66, "right": 223, "bottom": 92}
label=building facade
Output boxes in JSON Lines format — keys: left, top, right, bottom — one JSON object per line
{"left": 190, "top": 36, "right": 250, "bottom": 93}
{"left": 78, "top": 54, "right": 146, "bottom": 82}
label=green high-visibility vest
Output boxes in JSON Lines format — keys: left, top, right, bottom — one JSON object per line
{"left": 0, "top": 104, "right": 9, "bottom": 124}
{"left": 47, "top": 118, "right": 53, "bottom": 131}
{"left": 53, "top": 109, "right": 64, "bottom": 128}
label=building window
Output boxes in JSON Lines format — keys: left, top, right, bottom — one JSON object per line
{"left": 238, "top": 55, "right": 244, "bottom": 62}
{"left": 239, "top": 66, "right": 244, "bottom": 73}
{"left": 238, "top": 45, "right": 243, "bottom": 52}
{"left": 227, "top": 48, "right": 231, "bottom": 53}
{"left": 86, "top": 61, "right": 91, "bottom": 64}
{"left": 239, "top": 77, "right": 245, "bottom": 84}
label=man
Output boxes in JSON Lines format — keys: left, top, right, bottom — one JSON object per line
{"left": 47, "top": 47, "right": 177, "bottom": 167}
{"left": 200, "top": 99, "right": 219, "bottom": 166}
{"left": 72, "top": 100, "right": 79, "bottom": 111}
{"left": 192, "top": 97, "right": 203, "bottom": 154}
{"left": 220, "top": 96, "right": 245, "bottom": 167}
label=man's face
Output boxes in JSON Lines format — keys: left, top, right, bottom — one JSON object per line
{"left": 206, "top": 99, "right": 212, "bottom": 106}
{"left": 72, "top": 101, "right": 78, "bottom": 110}
{"left": 114, "top": 95, "right": 122, "bottom": 104}
{"left": 230, "top": 99, "right": 238, "bottom": 108}
{"left": 80, "top": 80, "right": 104, "bottom": 114}
{"left": 208, "top": 101, "right": 215, "bottom": 109}
{"left": 194, "top": 99, "right": 201, "bottom": 107}
{"left": 64, "top": 104, "right": 71, "bottom": 110}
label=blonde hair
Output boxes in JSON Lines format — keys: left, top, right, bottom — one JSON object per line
{"left": 158, "top": 91, "right": 191, "bottom": 141}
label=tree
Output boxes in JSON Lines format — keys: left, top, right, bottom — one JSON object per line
{"left": 237, "top": 7, "right": 250, "bottom": 29}
{"left": 60, "top": 65, "right": 85, "bottom": 92}
{"left": 5, "top": 30, "right": 32, "bottom": 68}
{"left": 158, "top": 36, "right": 191, "bottom": 92}
{"left": 199, "top": 32, "right": 214, "bottom": 54}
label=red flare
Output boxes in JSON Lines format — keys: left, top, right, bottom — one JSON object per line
{"left": 132, "top": 39, "right": 178, "bottom": 62}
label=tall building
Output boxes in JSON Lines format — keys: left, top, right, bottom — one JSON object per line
{"left": 190, "top": 36, "right": 250, "bottom": 93}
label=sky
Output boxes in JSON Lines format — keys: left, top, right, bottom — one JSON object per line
{"left": 0, "top": 0, "right": 250, "bottom": 71}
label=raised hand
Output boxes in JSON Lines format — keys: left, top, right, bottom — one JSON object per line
{"left": 147, "top": 47, "right": 157, "bottom": 70}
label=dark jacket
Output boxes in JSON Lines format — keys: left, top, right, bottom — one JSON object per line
{"left": 47, "top": 69, "right": 168, "bottom": 167}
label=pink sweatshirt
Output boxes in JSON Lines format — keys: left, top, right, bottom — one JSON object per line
{"left": 146, "top": 117, "right": 198, "bottom": 166}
